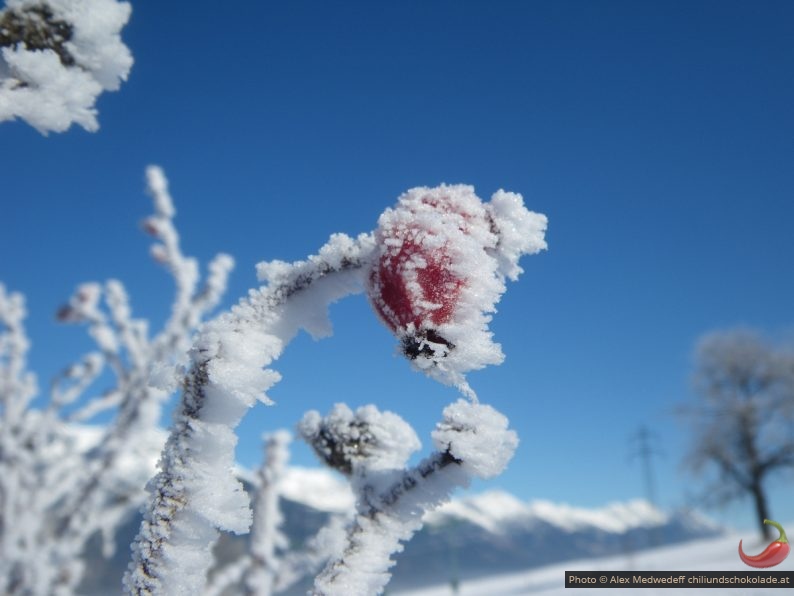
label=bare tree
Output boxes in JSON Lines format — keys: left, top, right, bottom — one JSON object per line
{"left": 681, "top": 329, "right": 794, "bottom": 539}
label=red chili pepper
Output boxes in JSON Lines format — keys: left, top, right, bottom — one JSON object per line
{"left": 738, "top": 519, "right": 790, "bottom": 568}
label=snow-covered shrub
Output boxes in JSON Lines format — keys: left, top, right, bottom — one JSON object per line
{"left": 0, "top": 0, "right": 132, "bottom": 133}
{"left": 0, "top": 166, "right": 232, "bottom": 595}
{"left": 126, "top": 180, "right": 546, "bottom": 595}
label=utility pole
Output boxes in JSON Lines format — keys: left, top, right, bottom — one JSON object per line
{"left": 629, "top": 425, "right": 664, "bottom": 548}
{"left": 630, "top": 425, "right": 662, "bottom": 507}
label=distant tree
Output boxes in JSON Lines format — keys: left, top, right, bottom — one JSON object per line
{"left": 681, "top": 329, "right": 794, "bottom": 539}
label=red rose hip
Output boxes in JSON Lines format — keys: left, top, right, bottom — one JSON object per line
{"left": 367, "top": 186, "right": 494, "bottom": 360}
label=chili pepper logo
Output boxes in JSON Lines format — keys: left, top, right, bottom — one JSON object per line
{"left": 738, "top": 519, "right": 790, "bottom": 568}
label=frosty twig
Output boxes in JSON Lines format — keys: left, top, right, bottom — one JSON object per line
{"left": 125, "top": 232, "right": 375, "bottom": 596}
{"left": 301, "top": 400, "right": 517, "bottom": 596}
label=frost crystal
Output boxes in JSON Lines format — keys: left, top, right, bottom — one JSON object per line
{"left": 432, "top": 399, "right": 519, "bottom": 478}
{"left": 0, "top": 0, "right": 133, "bottom": 133}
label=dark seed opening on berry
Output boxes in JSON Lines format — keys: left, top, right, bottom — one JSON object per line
{"left": 401, "top": 329, "right": 454, "bottom": 360}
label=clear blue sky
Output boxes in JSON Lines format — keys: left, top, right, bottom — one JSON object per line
{"left": 2, "top": 0, "right": 794, "bottom": 532}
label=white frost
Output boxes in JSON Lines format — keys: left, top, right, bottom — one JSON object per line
{"left": 306, "top": 400, "right": 518, "bottom": 596}
{"left": 0, "top": 0, "right": 133, "bottom": 133}
{"left": 432, "top": 399, "right": 518, "bottom": 479}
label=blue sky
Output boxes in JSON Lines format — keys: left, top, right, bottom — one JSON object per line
{"left": 2, "top": 0, "right": 794, "bottom": 532}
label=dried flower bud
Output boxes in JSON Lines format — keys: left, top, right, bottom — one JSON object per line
{"left": 141, "top": 217, "right": 160, "bottom": 237}
{"left": 298, "top": 404, "right": 420, "bottom": 475}
{"left": 56, "top": 305, "right": 78, "bottom": 322}
{"left": 150, "top": 244, "right": 168, "bottom": 264}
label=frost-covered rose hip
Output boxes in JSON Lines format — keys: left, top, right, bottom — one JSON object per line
{"left": 368, "top": 189, "right": 485, "bottom": 358}
{"left": 367, "top": 185, "right": 548, "bottom": 394}
{"left": 374, "top": 237, "right": 463, "bottom": 329}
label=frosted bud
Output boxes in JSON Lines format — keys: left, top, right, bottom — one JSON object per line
{"left": 140, "top": 217, "right": 162, "bottom": 237}
{"left": 299, "top": 403, "right": 421, "bottom": 475}
{"left": 76, "top": 283, "right": 101, "bottom": 306}
{"left": 66, "top": 352, "right": 102, "bottom": 377}
{"left": 150, "top": 243, "right": 168, "bottom": 264}
{"left": 56, "top": 305, "right": 79, "bottom": 322}
{"left": 432, "top": 399, "right": 518, "bottom": 479}
{"left": 57, "top": 282, "right": 102, "bottom": 321}
{"left": 0, "top": 3, "right": 77, "bottom": 67}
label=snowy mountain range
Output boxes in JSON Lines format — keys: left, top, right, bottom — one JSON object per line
{"left": 386, "top": 488, "right": 721, "bottom": 591}
{"left": 77, "top": 450, "right": 723, "bottom": 594}
{"left": 268, "top": 467, "right": 721, "bottom": 592}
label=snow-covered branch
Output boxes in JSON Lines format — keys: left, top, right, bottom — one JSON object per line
{"left": 272, "top": 516, "right": 348, "bottom": 594}
{"left": 0, "top": 284, "right": 39, "bottom": 594}
{"left": 300, "top": 400, "right": 517, "bottom": 595}
{"left": 51, "top": 169, "right": 234, "bottom": 565}
{"left": 204, "top": 430, "right": 329, "bottom": 596}
{"left": 244, "top": 430, "right": 291, "bottom": 595}
{"left": 125, "top": 232, "right": 375, "bottom": 596}
{"left": 0, "top": 284, "right": 37, "bottom": 418}
{"left": 0, "top": 0, "right": 133, "bottom": 133}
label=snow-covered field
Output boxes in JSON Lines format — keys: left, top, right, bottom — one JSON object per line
{"left": 394, "top": 529, "right": 794, "bottom": 596}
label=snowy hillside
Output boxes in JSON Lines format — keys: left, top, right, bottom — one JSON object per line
{"left": 393, "top": 529, "right": 794, "bottom": 596}
{"left": 383, "top": 488, "right": 722, "bottom": 591}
